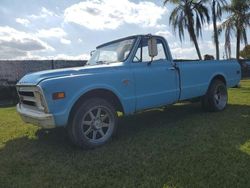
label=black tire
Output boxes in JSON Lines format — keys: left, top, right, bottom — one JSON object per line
{"left": 67, "top": 98, "right": 118, "bottom": 149}
{"left": 202, "top": 79, "right": 228, "bottom": 112}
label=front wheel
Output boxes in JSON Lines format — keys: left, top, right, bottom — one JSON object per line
{"left": 68, "top": 98, "right": 118, "bottom": 149}
{"left": 202, "top": 80, "right": 228, "bottom": 112}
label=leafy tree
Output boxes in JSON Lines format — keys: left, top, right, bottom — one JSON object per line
{"left": 164, "top": 0, "right": 210, "bottom": 60}
{"left": 240, "top": 45, "right": 250, "bottom": 59}
{"left": 220, "top": 0, "right": 250, "bottom": 59}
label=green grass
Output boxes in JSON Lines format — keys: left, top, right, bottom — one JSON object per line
{"left": 0, "top": 80, "right": 250, "bottom": 188}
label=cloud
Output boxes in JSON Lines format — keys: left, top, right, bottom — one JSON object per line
{"left": 13, "top": 53, "right": 89, "bottom": 60}
{"left": 60, "top": 38, "right": 71, "bottom": 44}
{"left": 64, "top": 0, "right": 167, "bottom": 30}
{"left": 0, "top": 38, "right": 49, "bottom": 51}
{"left": 78, "top": 38, "right": 83, "bottom": 43}
{"left": 155, "top": 24, "right": 167, "bottom": 29}
{"left": 0, "top": 26, "right": 54, "bottom": 59}
{"left": 15, "top": 18, "right": 30, "bottom": 26}
{"left": 204, "top": 20, "right": 225, "bottom": 31}
{"left": 155, "top": 30, "right": 173, "bottom": 39}
{"left": 29, "top": 7, "right": 58, "bottom": 19}
{"left": 36, "top": 27, "right": 67, "bottom": 38}
{"left": 169, "top": 40, "right": 220, "bottom": 59}
{"left": 49, "top": 53, "right": 89, "bottom": 60}
{"left": 0, "top": 45, "right": 27, "bottom": 60}
{"left": 36, "top": 27, "right": 71, "bottom": 45}
{"left": 204, "top": 23, "right": 214, "bottom": 31}
{"left": 170, "top": 46, "right": 196, "bottom": 59}
{"left": 23, "top": 53, "right": 89, "bottom": 60}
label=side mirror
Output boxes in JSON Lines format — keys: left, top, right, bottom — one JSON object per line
{"left": 148, "top": 37, "right": 158, "bottom": 58}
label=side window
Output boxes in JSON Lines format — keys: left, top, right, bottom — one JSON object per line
{"left": 133, "top": 44, "right": 141, "bottom": 62}
{"left": 142, "top": 45, "right": 152, "bottom": 62}
{"left": 155, "top": 42, "right": 167, "bottom": 61}
{"left": 133, "top": 38, "right": 167, "bottom": 63}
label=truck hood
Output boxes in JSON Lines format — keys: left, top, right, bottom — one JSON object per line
{"left": 17, "top": 62, "right": 123, "bottom": 85}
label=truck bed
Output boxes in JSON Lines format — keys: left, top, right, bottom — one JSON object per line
{"left": 174, "top": 59, "right": 241, "bottom": 100}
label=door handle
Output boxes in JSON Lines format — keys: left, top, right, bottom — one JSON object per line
{"left": 168, "top": 67, "right": 176, "bottom": 71}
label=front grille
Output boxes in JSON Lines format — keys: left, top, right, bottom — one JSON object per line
{"left": 22, "top": 100, "right": 36, "bottom": 106}
{"left": 18, "top": 91, "right": 34, "bottom": 97}
{"left": 18, "top": 90, "right": 36, "bottom": 107}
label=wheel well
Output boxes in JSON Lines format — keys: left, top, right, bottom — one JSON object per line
{"left": 68, "top": 89, "right": 124, "bottom": 125}
{"left": 211, "top": 75, "right": 226, "bottom": 86}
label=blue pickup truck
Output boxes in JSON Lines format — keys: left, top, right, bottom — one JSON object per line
{"left": 16, "top": 34, "right": 241, "bottom": 148}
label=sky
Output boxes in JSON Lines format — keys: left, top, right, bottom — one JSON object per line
{"left": 0, "top": 0, "right": 249, "bottom": 60}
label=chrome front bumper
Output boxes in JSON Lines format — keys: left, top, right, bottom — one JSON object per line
{"left": 17, "top": 104, "right": 56, "bottom": 129}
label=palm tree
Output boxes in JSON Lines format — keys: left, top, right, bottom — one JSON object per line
{"left": 164, "top": 0, "right": 210, "bottom": 60}
{"left": 211, "top": 0, "right": 227, "bottom": 60}
{"left": 220, "top": 0, "right": 250, "bottom": 59}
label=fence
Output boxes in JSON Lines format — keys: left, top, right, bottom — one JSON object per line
{"left": 0, "top": 60, "right": 87, "bottom": 105}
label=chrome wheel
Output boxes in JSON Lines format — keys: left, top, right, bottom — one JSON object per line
{"left": 81, "top": 105, "right": 114, "bottom": 144}
{"left": 201, "top": 79, "right": 228, "bottom": 112}
{"left": 213, "top": 84, "right": 228, "bottom": 110}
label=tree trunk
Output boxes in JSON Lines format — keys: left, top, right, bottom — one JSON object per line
{"left": 187, "top": 13, "right": 202, "bottom": 60}
{"left": 192, "top": 34, "right": 202, "bottom": 60}
{"left": 212, "top": 1, "right": 220, "bottom": 60}
{"left": 236, "top": 28, "right": 241, "bottom": 60}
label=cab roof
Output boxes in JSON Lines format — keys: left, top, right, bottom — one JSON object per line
{"left": 96, "top": 34, "right": 163, "bottom": 49}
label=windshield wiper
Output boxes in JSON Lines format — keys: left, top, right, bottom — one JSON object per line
{"left": 96, "top": 61, "right": 109, "bottom": 65}
{"left": 86, "top": 60, "right": 113, "bottom": 66}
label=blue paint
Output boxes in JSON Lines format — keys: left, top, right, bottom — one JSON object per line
{"left": 17, "top": 35, "right": 241, "bottom": 127}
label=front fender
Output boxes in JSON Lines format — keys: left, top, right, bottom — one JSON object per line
{"left": 39, "top": 74, "right": 135, "bottom": 127}
{"left": 67, "top": 83, "right": 126, "bottom": 114}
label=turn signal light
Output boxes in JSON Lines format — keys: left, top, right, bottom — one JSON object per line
{"left": 52, "top": 92, "right": 65, "bottom": 100}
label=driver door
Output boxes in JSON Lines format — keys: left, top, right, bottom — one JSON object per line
{"left": 131, "top": 37, "right": 179, "bottom": 111}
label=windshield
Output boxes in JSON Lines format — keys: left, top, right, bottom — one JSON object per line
{"left": 87, "top": 38, "right": 135, "bottom": 66}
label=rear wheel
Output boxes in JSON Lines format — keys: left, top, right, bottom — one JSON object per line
{"left": 68, "top": 98, "right": 118, "bottom": 149}
{"left": 202, "top": 80, "right": 228, "bottom": 112}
